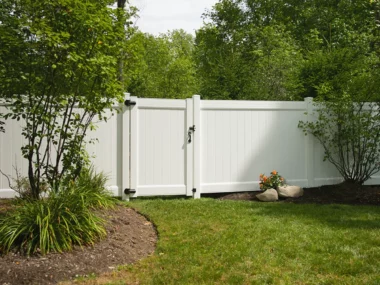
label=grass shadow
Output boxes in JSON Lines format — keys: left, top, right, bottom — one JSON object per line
{"left": 250, "top": 202, "right": 380, "bottom": 230}
{"left": 129, "top": 195, "right": 193, "bottom": 201}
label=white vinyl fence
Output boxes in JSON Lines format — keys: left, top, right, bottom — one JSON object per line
{"left": 1, "top": 95, "right": 380, "bottom": 199}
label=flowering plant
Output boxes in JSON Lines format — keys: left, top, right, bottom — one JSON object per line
{"left": 259, "top": 170, "right": 285, "bottom": 190}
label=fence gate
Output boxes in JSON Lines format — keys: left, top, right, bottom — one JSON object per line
{"left": 124, "top": 95, "right": 201, "bottom": 199}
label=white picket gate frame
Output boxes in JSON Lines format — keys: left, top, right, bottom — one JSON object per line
{"left": 2, "top": 94, "right": 380, "bottom": 199}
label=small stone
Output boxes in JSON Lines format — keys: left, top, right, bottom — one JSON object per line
{"left": 277, "top": 185, "right": 304, "bottom": 198}
{"left": 256, "top": 189, "right": 278, "bottom": 202}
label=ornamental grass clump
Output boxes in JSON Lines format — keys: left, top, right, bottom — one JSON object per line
{"left": 63, "top": 166, "right": 116, "bottom": 210}
{"left": 259, "top": 170, "right": 285, "bottom": 190}
{"left": 0, "top": 168, "right": 116, "bottom": 256}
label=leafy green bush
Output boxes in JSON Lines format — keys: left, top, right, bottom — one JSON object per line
{"left": 299, "top": 97, "right": 380, "bottom": 185}
{"left": 0, "top": 168, "right": 116, "bottom": 256}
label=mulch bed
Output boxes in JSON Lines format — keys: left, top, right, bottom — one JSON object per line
{"left": 0, "top": 204, "right": 157, "bottom": 285}
{"left": 218, "top": 183, "right": 380, "bottom": 205}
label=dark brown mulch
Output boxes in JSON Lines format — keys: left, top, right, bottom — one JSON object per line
{"left": 0, "top": 204, "right": 157, "bottom": 285}
{"left": 218, "top": 183, "right": 380, "bottom": 206}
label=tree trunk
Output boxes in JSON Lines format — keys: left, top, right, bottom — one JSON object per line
{"left": 117, "top": 0, "right": 127, "bottom": 90}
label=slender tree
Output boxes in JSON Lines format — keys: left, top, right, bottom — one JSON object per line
{"left": 0, "top": 0, "right": 134, "bottom": 198}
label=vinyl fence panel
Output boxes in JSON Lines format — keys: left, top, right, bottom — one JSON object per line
{"left": 2, "top": 96, "right": 378, "bottom": 199}
{"left": 200, "top": 100, "right": 311, "bottom": 193}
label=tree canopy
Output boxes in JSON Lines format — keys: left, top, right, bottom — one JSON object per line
{"left": 194, "top": 0, "right": 379, "bottom": 100}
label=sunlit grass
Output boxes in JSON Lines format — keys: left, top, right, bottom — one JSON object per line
{"left": 75, "top": 199, "right": 380, "bottom": 285}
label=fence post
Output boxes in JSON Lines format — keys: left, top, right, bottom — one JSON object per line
{"left": 186, "top": 98, "right": 194, "bottom": 196}
{"left": 129, "top": 96, "right": 138, "bottom": 198}
{"left": 193, "top": 95, "right": 201, "bottom": 198}
{"left": 121, "top": 93, "right": 130, "bottom": 201}
{"left": 305, "top": 97, "right": 315, "bottom": 187}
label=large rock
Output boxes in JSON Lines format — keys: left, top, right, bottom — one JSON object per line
{"left": 277, "top": 185, "right": 304, "bottom": 198}
{"left": 256, "top": 188, "right": 278, "bottom": 202}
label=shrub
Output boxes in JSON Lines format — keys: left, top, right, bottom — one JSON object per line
{"left": 299, "top": 97, "right": 380, "bottom": 185}
{"left": 259, "top": 170, "right": 285, "bottom": 191}
{"left": 0, "top": 168, "right": 116, "bottom": 256}
{"left": 11, "top": 173, "right": 49, "bottom": 202}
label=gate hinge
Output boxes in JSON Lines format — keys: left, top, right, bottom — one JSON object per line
{"left": 124, "top": 188, "right": 136, "bottom": 195}
{"left": 124, "top": 99, "right": 136, "bottom": 107}
{"left": 192, "top": 188, "right": 196, "bottom": 193}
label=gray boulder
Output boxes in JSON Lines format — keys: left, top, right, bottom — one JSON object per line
{"left": 277, "top": 185, "right": 304, "bottom": 198}
{"left": 256, "top": 188, "right": 278, "bottom": 202}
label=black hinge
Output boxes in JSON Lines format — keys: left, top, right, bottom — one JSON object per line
{"left": 124, "top": 188, "right": 136, "bottom": 195}
{"left": 124, "top": 99, "right": 136, "bottom": 106}
{"left": 192, "top": 188, "right": 196, "bottom": 193}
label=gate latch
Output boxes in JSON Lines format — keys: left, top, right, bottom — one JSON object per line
{"left": 188, "top": 125, "right": 196, "bottom": 143}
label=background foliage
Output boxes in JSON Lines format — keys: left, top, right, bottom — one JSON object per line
{"left": 120, "top": 0, "right": 379, "bottom": 101}
{"left": 125, "top": 29, "right": 199, "bottom": 98}
{"left": 193, "top": 0, "right": 378, "bottom": 101}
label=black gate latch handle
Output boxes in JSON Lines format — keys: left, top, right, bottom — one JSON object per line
{"left": 188, "top": 125, "right": 196, "bottom": 143}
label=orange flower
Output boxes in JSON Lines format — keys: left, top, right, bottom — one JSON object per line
{"left": 280, "top": 177, "right": 284, "bottom": 181}
{"left": 271, "top": 170, "right": 277, "bottom": 175}
{"left": 263, "top": 176, "right": 268, "bottom": 182}
{"left": 259, "top": 173, "right": 264, "bottom": 178}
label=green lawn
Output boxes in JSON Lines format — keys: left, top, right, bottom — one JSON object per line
{"left": 90, "top": 198, "right": 380, "bottom": 285}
